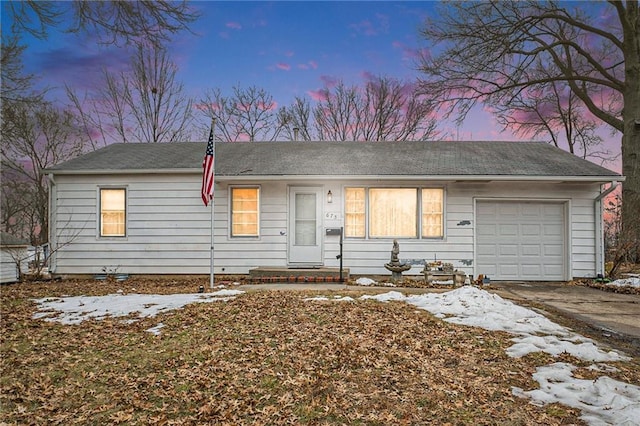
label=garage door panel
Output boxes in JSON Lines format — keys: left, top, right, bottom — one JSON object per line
{"left": 544, "top": 204, "right": 564, "bottom": 216}
{"left": 544, "top": 224, "right": 563, "bottom": 235}
{"left": 521, "top": 264, "right": 542, "bottom": 277}
{"left": 499, "top": 264, "right": 519, "bottom": 277}
{"left": 544, "top": 244, "right": 564, "bottom": 256}
{"left": 499, "top": 205, "right": 519, "bottom": 216}
{"left": 521, "top": 245, "right": 541, "bottom": 256}
{"left": 499, "top": 224, "right": 518, "bottom": 236}
{"left": 482, "top": 264, "right": 498, "bottom": 277}
{"left": 476, "top": 201, "right": 566, "bottom": 281}
{"left": 477, "top": 243, "right": 497, "bottom": 256}
{"left": 521, "top": 206, "right": 542, "bottom": 217}
{"left": 499, "top": 244, "right": 518, "bottom": 256}
{"left": 477, "top": 224, "right": 496, "bottom": 236}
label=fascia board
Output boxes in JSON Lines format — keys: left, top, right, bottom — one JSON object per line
{"left": 46, "top": 169, "right": 624, "bottom": 183}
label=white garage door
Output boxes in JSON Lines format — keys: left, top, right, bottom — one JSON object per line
{"left": 476, "top": 201, "right": 566, "bottom": 281}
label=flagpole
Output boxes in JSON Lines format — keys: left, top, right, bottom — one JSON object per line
{"left": 209, "top": 118, "right": 216, "bottom": 289}
{"left": 210, "top": 194, "right": 215, "bottom": 289}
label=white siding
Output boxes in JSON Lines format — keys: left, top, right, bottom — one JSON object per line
{"left": 1, "top": 247, "right": 27, "bottom": 283}
{"left": 49, "top": 174, "right": 601, "bottom": 279}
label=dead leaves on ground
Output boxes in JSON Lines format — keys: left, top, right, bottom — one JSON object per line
{"left": 0, "top": 278, "right": 617, "bottom": 425}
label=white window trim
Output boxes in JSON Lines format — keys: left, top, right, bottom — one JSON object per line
{"left": 97, "top": 186, "right": 128, "bottom": 239}
{"left": 229, "top": 185, "right": 261, "bottom": 239}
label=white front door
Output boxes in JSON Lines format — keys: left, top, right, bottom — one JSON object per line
{"left": 289, "top": 187, "right": 323, "bottom": 265}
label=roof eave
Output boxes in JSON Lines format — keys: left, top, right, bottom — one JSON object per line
{"left": 45, "top": 169, "right": 623, "bottom": 183}
{"left": 215, "top": 174, "right": 623, "bottom": 183}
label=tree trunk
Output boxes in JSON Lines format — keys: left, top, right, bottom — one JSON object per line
{"left": 621, "top": 0, "right": 640, "bottom": 261}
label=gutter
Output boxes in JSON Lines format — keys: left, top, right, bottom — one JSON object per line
{"left": 594, "top": 181, "right": 619, "bottom": 277}
{"left": 44, "top": 169, "right": 621, "bottom": 183}
{"left": 47, "top": 174, "right": 56, "bottom": 274}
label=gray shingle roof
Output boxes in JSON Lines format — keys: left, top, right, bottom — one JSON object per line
{"left": 45, "top": 140, "right": 621, "bottom": 179}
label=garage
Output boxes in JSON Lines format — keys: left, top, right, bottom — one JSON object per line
{"left": 476, "top": 201, "right": 566, "bottom": 281}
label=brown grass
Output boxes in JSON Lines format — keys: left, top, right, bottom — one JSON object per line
{"left": 2, "top": 278, "right": 635, "bottom": 425}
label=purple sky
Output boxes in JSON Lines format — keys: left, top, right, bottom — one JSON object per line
{"left": 4, "top": 1, "right": 621, "bottom": 169}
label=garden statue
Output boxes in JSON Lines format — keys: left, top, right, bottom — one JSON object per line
{"left": 384, "top": 239, "right": 411, "bottom": 282}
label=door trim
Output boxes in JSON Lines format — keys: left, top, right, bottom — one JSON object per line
{"left": 288, "top": 186, "right": 323, "bottom": 265}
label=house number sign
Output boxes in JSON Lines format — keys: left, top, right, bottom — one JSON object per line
{"left": 324, "top": 212, "right": 341, "bottom": 220}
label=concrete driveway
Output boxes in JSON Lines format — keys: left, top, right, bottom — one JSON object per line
{"left": 488, "top": 281, "right": 640, "bottom": 355}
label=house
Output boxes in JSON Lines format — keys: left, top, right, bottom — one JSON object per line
{"left": 1, "top": 232, "right": 29, "bottom": 283}
{"left": 45, "top": 140, "right": 622, "bottom": 281}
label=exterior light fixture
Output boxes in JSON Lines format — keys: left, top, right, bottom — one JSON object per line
{"left": 327, "top": 190, "right": 333, "bottom": 203}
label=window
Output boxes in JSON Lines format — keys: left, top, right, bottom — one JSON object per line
{"left": 100, "top": 188, "right": 126, "bottom": 237}
{"left": 422, "top": 188, "right": 443, "bottom": 238}
{"left": 344, "top": 187, "right": 444, "bottom": 239}
{"left": 231, "top": 187, "right": 259, "bottom": 237}
{"left": 345, "top": 188, "right": 365, "bottom": 237}
{"left": 370, "top": 188, "right": 417, "bottom": 238}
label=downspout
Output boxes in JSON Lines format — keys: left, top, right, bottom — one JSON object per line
{"left": 594, "top": 181, "right": 618, "bottom": 278}
{"left": 47, "top": 173, "right": 56, "bottom": 274}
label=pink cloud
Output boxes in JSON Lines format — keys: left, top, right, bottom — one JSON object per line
{"left": 307, "top": 89, "right": 329, "bottom": 102}
{"left": 360, "top": 71, "right": 376, "bottom": 82}
{"left": 350, "top": 19, "right": 377, "bottom": 36}
{"left": 392, "top": 41, "right": 430, "bottom": 61}
{"left": 258, "top": 100, "right": 277, "bottom": 111}
{"left": 276, "top": 62, "right": 291, "bottom": 71}
{"left": 226, "top": 21, "right": 242, "bottom": 30}
{"left": 193, "top": 102, "right": 221, "bottom": 112}
{"left": 319, "top": 75, "right": 339, "bottom": 88}
{"left": 297, "top": 60, "right": 318, "bottom": 70}
{"left": 349, "top": 13, "right": 389, "bottom": 36}
{"left": 284, "top": 50, "right": 294, "bottom": 57}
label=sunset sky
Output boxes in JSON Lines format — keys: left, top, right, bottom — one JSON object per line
{"left": 3, "top": 1, "right": 621, "bottom": 168}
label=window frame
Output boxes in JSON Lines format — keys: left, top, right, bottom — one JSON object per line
{"left": 229, "top": 185, "right": 261, "bottom": 238}
{"left": 98, "top": 187, "right": 127, "bottom": 238}
{"left": 343, "top": 186, "right": 445, "bottom": 240}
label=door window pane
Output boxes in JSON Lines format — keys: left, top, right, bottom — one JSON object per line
{"left": 295, "top": 193, "right": 316, "bottom": 245}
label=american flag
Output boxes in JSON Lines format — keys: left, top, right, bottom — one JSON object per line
{"left": 201, "top": 124, "right": 215, "bottom": 206}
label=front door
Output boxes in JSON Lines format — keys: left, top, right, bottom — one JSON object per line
{"left": 289, "top": 187, "right": 323, "bottom": 265}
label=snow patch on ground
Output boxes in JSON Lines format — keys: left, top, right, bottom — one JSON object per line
{"left": 32, "top": 289, "right": 245, "bottom": 325}
{"left": 512, "top": 362, "right": 640, "bottom": 426}
{"left": 606, "top": 276, "right": 640, "bottom": 288}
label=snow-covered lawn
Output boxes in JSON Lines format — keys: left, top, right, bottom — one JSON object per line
{"left": 32, "top": 285, "right": 639, "bottom": 426}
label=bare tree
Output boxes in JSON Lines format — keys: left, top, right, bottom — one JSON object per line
{"left": 201, "top": 86, "right": 285, "bottom": 141}
{"left": 313, "top": 76, "right": 438, "bottom": 141}
{"left": 416, "top": 0, "right": 639, "bottom": 257}
{"left": 5, "top": 1, "right": 199, "bottom": 47}
{"left": 277, "top": 97, "right": 313, "bottom": 141}
{"left": 67, "top": 44, "right": 196, "bottom": 144}
{"left": 495, "top": 81, "right": 614, "bottom": 163}
{"left": 1, "top": 102, "right": 86, "bottom": 246}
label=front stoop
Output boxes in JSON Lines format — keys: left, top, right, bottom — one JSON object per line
{"left": 248, "top": 267, "right": 350, "bottom": 283}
